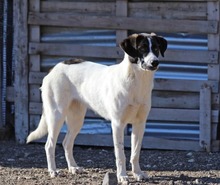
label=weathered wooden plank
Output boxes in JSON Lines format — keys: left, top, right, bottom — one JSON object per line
{"left": 116, "top": 0, "right": 128, "bottom": 58}
{"left": 129, "top": 2, "right": 207, "bottom": 20}
{"left": 72, "top": 134, "right": 202, "bottom": 151}
{"left": 207, "top": 1, "right": 220, "bottom": 81}
{"left": 6, "top": 86, "right": 15, "bottom": 102}
{"left": 29, "top": 43, "right": 122, "bottom": 59}
{"left": 152, "top": 91, "right": 199, "bottom": 109}
{"left": 85, "top": 104, "right": 219, "bottom": 124}
{"left": 28, "top": 71, "right": 219, "bottom": 93}
{"left": 34, "top": 133, "right": 203, "bottom": 151}
{"left": 29, "top": 0, "right": 41, "bottom": 105}
{"left": 29, "top": 115, "right": 40, "bottom": 132}
{"left": 17, "top": 86, "right": 219, "bottom": 111}
{"left": 212, "top": 140, "right": 220, "bottom": 152}
{"left": 149, "top": 108, "right": 199, "bottom": 122}
{"left": 212, "top": 122, "right": 219, "bottom": 140}
{"left": 28, "top": 13, "right": 218, "bottom": 34}
{"left": 207, "top": 1, "right": 220, "bottom": 80}
{"left": 27, "top": 101, "right": 205, "bottom": 123}
{"left": 164, "top": 50, "right": 218, "bottom": 64}
{"left": 28, "top": 42, "right": 219, "bottom": 64}
{"left": 154, "top": 78, "right": 219, "bottom": 93}
{"left": 30, "top": 85, "right": 41, "bottom": 102}
{"left": 14, "top": 0, "right": 29, "bottom": 144}
{"left": 41, "top": 2, "right": 115, "bottom": 16}
{"left": 133, "top": 0, "right": 218, "bottom": 3}
{"left": 29, "top": 102, "right": 42, "bottom": 115}
{"left": 199, "top": 85, "right": 212, "bottom": 152}
{"left": 29, "top": 71, "right": 46, "bottom": 84}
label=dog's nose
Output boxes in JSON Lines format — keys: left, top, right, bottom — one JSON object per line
{"left": 151, "top": 60, "right": 159, "bottom": 67}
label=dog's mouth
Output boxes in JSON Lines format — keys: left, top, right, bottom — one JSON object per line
{"left": 140, "top": 65, "right": 158, "bottom": 71}
{"left": 146, "top": 66, "right": 158, "bottom": 71}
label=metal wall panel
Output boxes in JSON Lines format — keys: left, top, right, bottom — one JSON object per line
{"left": 40, "top": 29, "right": 207, "bottom": 141}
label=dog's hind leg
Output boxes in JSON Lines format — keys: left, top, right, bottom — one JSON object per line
{"left": 62, "top": 100, "right": 87, "bottom": 174}
{"left": 44, "top": 106, "right": 65, "bottom": 178}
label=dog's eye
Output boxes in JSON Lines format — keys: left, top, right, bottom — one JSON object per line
{"left": 153, "top": 47, "right": 159, "bottom": 53}
{"left": 155, "top": 48, "right": 159, "bottom": 52}
{"left": 138, "top": 45, "right": 148, "bottom": 53}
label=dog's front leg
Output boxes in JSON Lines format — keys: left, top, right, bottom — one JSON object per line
{"left": 111, "top": 121, "right": 128, "bottom": 184}
{"left": 130, "top": 122, "right": 148, "bottom": 181}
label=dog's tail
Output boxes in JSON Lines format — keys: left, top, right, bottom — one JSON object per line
{"left": 26, "top": 112, "right": 48, "bottom": 143}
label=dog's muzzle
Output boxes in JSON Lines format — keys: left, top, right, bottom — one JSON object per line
{"left": 151, "top": 60, "right": 159, "bottom": 68}
{"left": 140, "top": 59, "right": 159, "bottom": 71}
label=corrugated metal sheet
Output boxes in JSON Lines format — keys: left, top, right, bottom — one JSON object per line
{"left": 0, "top": 0, "right": 3, "bottom": 127}
{"left": 1, "top": 0, "right": 8, "bottom": 127}
{"left": 41, "top": 29, "right": 207, "bottom": 140}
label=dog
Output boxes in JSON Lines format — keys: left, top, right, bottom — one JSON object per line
{"left": 27, "top": 33, "right": 167, "bottom": 184}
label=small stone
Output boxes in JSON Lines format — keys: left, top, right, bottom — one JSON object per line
{"left": 59, "top": 156, "right": 65, "bottom": 159}
{"left": 102, "top": 172, "right": 118, "bottom": 185}
{"left": 188, "top": 159, "right": 195, "bottom": 163}
{"left": 145, "top": 164, "right": 151, "bottom": 168}
{"left": 186, "top": 152, "right": 193, "bottom": 157}
{"left": 7, "top": 158, "right": 15, "bottom": 162}
{"left": 195, "top": 179, "right": 200, "bottom": 184}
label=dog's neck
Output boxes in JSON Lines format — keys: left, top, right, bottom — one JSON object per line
{"left": 119, "top": 53, "right": 155, "bottom": 105}
{"left": 121, "top": 53, "right": 155, "bottom": 78}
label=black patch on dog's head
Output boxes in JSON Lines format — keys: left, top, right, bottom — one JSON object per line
{"left": 63, "top": 58, "right": 84, "bottom": 65}
{"left": 120, "top": 34, "right": 146, "bottom": 62}
{"left": 151, "top": 34, "right": 167, "bottom": 57}
{"left": 120, "top": 33, "right": 167, "bottom": 63}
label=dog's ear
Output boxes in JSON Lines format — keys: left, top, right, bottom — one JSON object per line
{"left": 152, "top": 35, "right": 167, "bottom": 57}
{"left": 120, "top": 34, "right": 144, "bottom": 58}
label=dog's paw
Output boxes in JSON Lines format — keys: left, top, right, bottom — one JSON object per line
{"left": 118, "top": 175, "right": 129, "bottom": 185}
{"left": 49, "top": 170, "right": 59, "bottom": 178}
{"left": 132, "top": 171, "right": 148, "bottom": 181}
{"left": 69, "top": 166, "right": 84, "bottom": 174}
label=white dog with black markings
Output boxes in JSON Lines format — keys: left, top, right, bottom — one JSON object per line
{"left": 27, "top": 33, "right": 167, "bottom": 184}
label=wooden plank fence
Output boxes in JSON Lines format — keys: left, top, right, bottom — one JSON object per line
{"left": 12, "top": 0, "right": 220, "bottom": 151}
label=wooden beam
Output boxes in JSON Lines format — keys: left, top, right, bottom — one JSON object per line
{"left": 129, "top": 2, "right": 207, "bottom": 20}
{"left": 28, "top": 13, "right": 218, "bottom": 34}
{"left": 28, "top": 101, "right": 217, "bottom": 124}
{"left": 28, "top": 71, "right": 219, "bottom": 93}
{"left": 29, "top": 0, "right": 41, "bottom": 133}
{"left": 13, "top": 0, "right": 29, "bottom": 143}
{"left": 41, "top": 2, "right": 115, "bottom": 15}
{"left": 200, "top": 84, "right": 212, "bottom": 152}
{"left": 207, "top": 1, "right": 220, "bottom": 80}
{"left": 116, "top": 0, "right": 128, "bottom": 46}
{"left": 154, "top": 78, "right": 219, "bottom": 93}
{"left": 28, "top": 42, "right": 218, "bottom": 64}
{"left": 57, "top": 134, "right": 202, "bottom": 151}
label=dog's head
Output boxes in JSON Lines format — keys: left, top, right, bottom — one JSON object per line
{"left": 120, "top": 33, "right": 167, "bottom": 71}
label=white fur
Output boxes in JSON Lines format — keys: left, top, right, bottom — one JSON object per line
{"left": 27, "top": 40, "right": 156, "bottom": 183}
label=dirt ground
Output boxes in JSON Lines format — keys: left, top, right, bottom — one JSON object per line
{"left": 0, "top": 140, "right": 220, "bottom": 185}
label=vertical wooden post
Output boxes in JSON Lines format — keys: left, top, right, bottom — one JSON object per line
{"left": 200, "top": 84, "right": 211, "bottom": 152}
{"left": 206, "top": 1, "right": 220, "bottom": 151}
{"left": 116, "top": 0, "right": 128, "bottom": 63}
{"left": 0, "top": 3, "right": 2, "bottom": 127}
{"left": 13, "top": 0, "right": 29, "bottom": 143}
{"left": 207, "top": 1, "right": 220, "bottom": 80}
{"left": 29, "top": 0, "right": 41, "bottom": 132}
{"left": 116, "top": 0, "right": 128, "bottom": 136}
